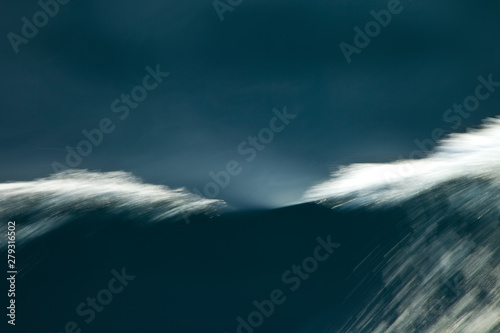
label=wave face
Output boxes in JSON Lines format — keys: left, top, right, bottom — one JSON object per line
{"left": 302, "top": 118, "right": 500, "bottom": 332}
{"left": 0, "top": 170, "right": 224, "bottom": 249}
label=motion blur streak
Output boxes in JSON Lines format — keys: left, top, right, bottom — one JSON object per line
{"left": 303, "top": 116, "right": 500, "bottom": 207}
{"left": 301, "top": 116, "right": 500, "bottom": 332}
{"left": 0, "top": 170, "right": 224, "bottom": 250}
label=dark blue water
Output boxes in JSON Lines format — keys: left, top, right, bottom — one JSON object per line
{"left": 7, "top": 203, "right": 404, "bottom": 332}
{"left": 2, "top": 171, "right": 499, "bottom": 332}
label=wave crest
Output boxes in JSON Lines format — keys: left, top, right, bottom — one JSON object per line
{"left": 0, "top": 170, "right": 225, "bottom": 249}
{"left": 299, "top": 116, "right": 500, "bottom": 332}
{"left": 303, "top": 117, "right": 500, "bottom": 208}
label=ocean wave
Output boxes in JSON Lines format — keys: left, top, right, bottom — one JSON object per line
{"left": 302, "top": 116, "right": 500, "bottom": 209}
{"left": 299, "top": 117, "right": 500, "bottom": 332}
{"left": 0, "top": 170, "right": 225, "bottom": 249}
{"left": 329, "top": 177, "right": 500, "bottom": 333}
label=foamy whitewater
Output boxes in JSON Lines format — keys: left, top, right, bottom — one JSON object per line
{"left": 304, "top": 117, "right": 500, "bottom": 207}
{"left": 0, "top": 170, "right": 224, "bottom": 250}
{"left": 303, "top": 117, "right": 500, "bottom": 332}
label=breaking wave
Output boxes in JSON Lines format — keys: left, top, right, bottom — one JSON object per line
{"left": 303, "top": 117, "right": 500, "bottom": 208}
{"left": 0, "top": 170, "right": 224, "bottom": 249}
{"left": 302, "top": 117, "right": 500, "bottom": 332}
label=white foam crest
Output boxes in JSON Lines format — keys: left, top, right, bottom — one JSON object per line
{"left": 302, "top": 117, "right": 500, "bottom": 207}
{"left": 0, "top": 170, "right": 224, "bottom": 248}
{"left": 298, "top": 116, "right": 500, "bottom": 332}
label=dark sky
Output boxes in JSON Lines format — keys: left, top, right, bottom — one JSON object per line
{"left": 1, "top": 0, "right": 500, "bottom": 208}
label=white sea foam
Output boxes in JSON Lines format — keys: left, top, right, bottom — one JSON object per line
{"left": 300, "top": 117, "right": 500, "bottom": 333}
{"left": 303, "top": 117, "right": 500, "bottom": 208}
{"left": 0, "top": 170, "right": 224, "bottom": 249}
